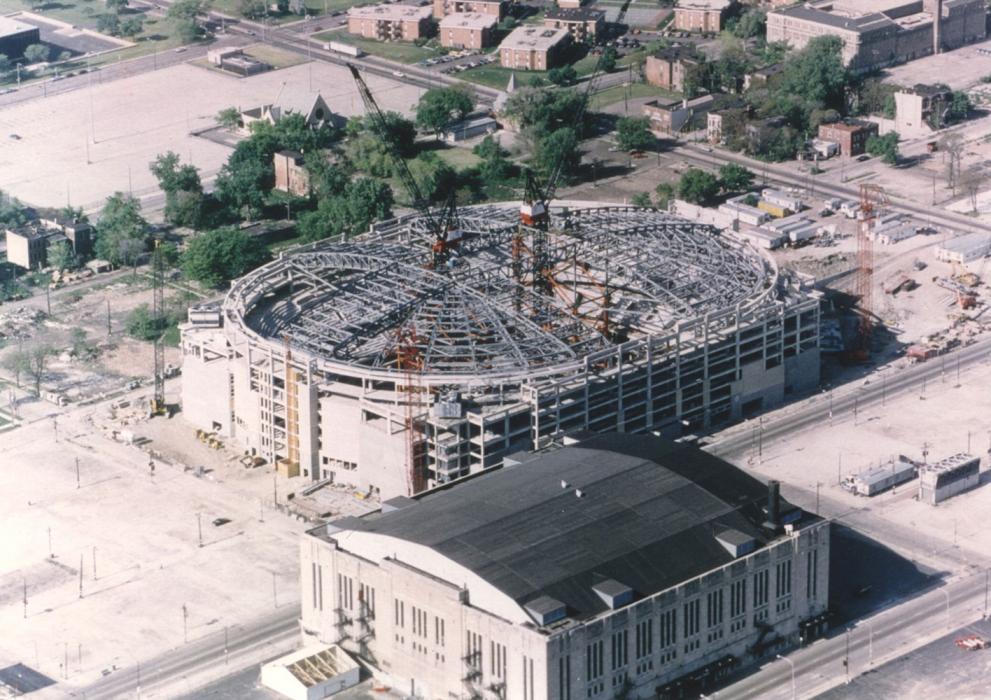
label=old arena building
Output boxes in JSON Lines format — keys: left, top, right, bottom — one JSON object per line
{"left": 180, "top": 203, "right": 821, "bottom": 498}
{"left": 299, "top": 433, "right": 831, "bottom": 699}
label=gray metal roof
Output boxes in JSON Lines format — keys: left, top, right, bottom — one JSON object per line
{"left": 325, "top": 434, "right": 809, "bottom": 621}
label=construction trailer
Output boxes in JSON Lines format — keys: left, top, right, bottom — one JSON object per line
{"left": 918, "top": 453, "right": 981, "bottom": 506}
{"left": 846, "top": 456, "right": 918, "bottom": 496}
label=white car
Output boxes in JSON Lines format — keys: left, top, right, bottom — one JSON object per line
{"left": 392, "top": 70, "right": 405, "bottom": 78}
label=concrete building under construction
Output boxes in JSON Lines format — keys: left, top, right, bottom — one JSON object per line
{"left": 180, "top": 203, "right": 821, "bottom": 498}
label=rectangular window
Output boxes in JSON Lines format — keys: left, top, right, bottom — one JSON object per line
{"left": 753, "top": 569, "right": 769, "bottom": 608}
{"left": 586, "top": 639, "right": 604, "bottom": 680}
{"left": 559, "top": 655, "right": 571, "bottom": 700}
{"left": 635, "top": 619, "right": 653, "bottom": 659}
{"left": 522, "top": 656, "right": 535, "bottom": 700}
{"left": 491, "top": 641, "right": 507, "bottom": 679}
{"left": 658, "top": 609, "right": 677, "bottom": 648}
{"left": 466, "top": 631, "right": 483, "bottom": 670}
{"left": 730, "top": 578, "right": 746, "bottom": 618}
{"left": 359, "top": 583, "right": 375, "bottom": 617}
{"left": 317, "top": 565, "right": 323, "bottom": 611}
{"left": 706, "top": 589, "right": 723, "bottom": 628}
{"left": 610, "top": 630, "right": 628, "bottom": 670}
{"left": 312, "top": 563, "right": 318, "bottom": 611}
{"left": 683, "top": 599, "right": 700, "bottom": 638}
{"left": 776, "top": 560, "right": 792, "bottom": 598}
{"left": 806, "top": 549, "right": 818, "bottom": 599}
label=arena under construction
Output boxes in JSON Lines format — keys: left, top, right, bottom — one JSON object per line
{"left": 181, "top": 202, "right": 821, "bottom": 498}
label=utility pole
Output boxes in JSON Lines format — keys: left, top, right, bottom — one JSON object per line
{"left": 224, "top": 626, "right": 229, "bottom": 665}
{"left": 46, "top": 285, "right": 51, "bottom": 315}
{"left": 75, "top": 457, "right": 80, "bottom": 489}
{"left": 78, "top": 554, "right": 83, "bottom": 598}
{"left": 48, "top": 527, "right": 53, "bottom": 558}
{"left": 197, "top": 513, "right": 203, "bottom": 548}
{"left": 182, "top": 603, "right": 188, "bottom": 643}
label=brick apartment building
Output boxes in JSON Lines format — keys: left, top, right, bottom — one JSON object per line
{"left": 817, "top": 119, "right": 879, "bottom": 157}
{"left": 673, "top": 0, "right": 736, "bottom": 33}
{"left": 348, "top": 3, "right": 433, "bottom": 41}
{"left": 543, "top": 7, "right": 605, "bottom": 43}
{"left": 499, "top": 26, "right": 571, "bottom": 70}
{"left": 432, "top": 0, "right": 503, "bottom": 19}
{"left": 273, "top": 150, "right": 311, "bottom": 198}
{"left": 439, "top": 11, "right": 498, "bottom": 49}
{"left": 644, "top": 45, "right": 702, "bottom": 92}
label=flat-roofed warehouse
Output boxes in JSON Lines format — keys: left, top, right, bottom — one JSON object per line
{"left": 300, "top": 433, "right": 831, "bottom": 699}
{"left": 0, "top": 16, "right": 40, "bottom": 60}
{"left": 180, "top": 203, "right": 821, "bottom": 498}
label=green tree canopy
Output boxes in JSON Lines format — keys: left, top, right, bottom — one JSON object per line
{"left": 216, "top": 107, "right": 241, "bottom": 130}
{"left": 346, "top": 112, "right": 416, "bottom": 158}
{"left": 718, "top": 163, "right": 755, "bottom": 192}
{"left": 182, "top": 227, "right": 271, "bottom": 287}
{"left": 677, "top": 168, "right": 721, "bottom": 205}
{"left": 23, "top": 44, "right": 49, "bottom": 64}
{"left": 615, "top": 117, "right": 655, "bottom": 152}
{"left": 94, "top": 192, "right": 148, "bottom": 267}
{"left": 407, "top": 152, "right": 458, "bottom": 203}
{"left": 777, "top": 35, "right": 847, "bottom": 113}
{"left": 547, "top": 65, "right": 577, "bottom": 87}
{"left": 297, "top": 178, "right": 394, "bottom": 242}
{"left": 531, "top": 127, "right": 580, "bottom": 182}
{"left": 415, "top": 86, "right": 475, "bottom": 133}
{"left": 866, "top": 132, "right": 900, "bottom": 165}
{"left": 150, "top": 151, "right": 204, "bottom": 227}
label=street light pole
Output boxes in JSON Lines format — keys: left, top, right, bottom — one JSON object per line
{"left": 775, "top": 654, "right": 796, "bottom": 700}
{"left": 940, "top": 588, "right": 950, "bottom": 628}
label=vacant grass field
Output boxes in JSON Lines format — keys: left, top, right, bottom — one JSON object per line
{"left": 312, "top": 29, "right": 441, "bottom": 63}
{"left": 589, "top": 82, "right": 674, "bottom": 111}
{"left": 242, "top": 43, "right": 307, "bottom": 68}
{"left": 434, "top": 146, "right": 481, "bottom": 169}
{"left": 0, "top": 0, "right": 103, "bottom": 31}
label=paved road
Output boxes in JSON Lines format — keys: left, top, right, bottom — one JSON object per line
{"left": 706, "top": 335, "right": 991, "bottom": 461}
{"left": 672, "top": 143, "right": 991, "bottom": 237}
{"left": 79, "top": 605, "right": 299, "bottom": 699}
{"left": 716, "top": 572, "right": 989, "bottom": 700}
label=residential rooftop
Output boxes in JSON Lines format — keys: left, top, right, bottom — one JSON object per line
{"left": 439, "top": 11, "right": 498, "bottom": 29}
{"left": 500, "top": 26, "right": 570, "bottom": 51}
{"left": 544, "top": 6, "right": 605, "bottom": 21}
{"left": 347, "top": 3, "right": 433, "bottom": 21}
{"left": 0, "top": 15, "right": 36, "bottom": 37}
{"left": 675, "top": 0, "right": 734, "bottom": 10}
{"left": 320, "top": 433, "right": 813, "bottom": 620}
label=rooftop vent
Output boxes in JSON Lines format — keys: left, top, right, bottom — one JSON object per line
{"left": 575, "top": 489, "right": 584, "bottom": 498}
{"left": 592, "top": 579, "right": 634, "bottom": 610}
{"left": 525, "top": 595, "right": 567, "bottom": 625}
{"left": 561, "top": 480, "right": 569, "bottom": 489}
{"left": 715, "top": 529, "right": 756, "bottom": 558}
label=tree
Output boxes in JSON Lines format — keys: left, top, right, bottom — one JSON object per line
{"left": 654, "top": 182, "right": 674, "bottom": 209}
{"left": 216, "top": 106, "right": 241, "bottom": 131}
{"left": 94, "top": 193, "right": 148, "bottom": 267}
{"left": 959, "top": 167, "right": 985, "bottom": 212}
{"left": 615, "top": 117, "right": 654, "bottom": 152}
{"left": 168, "top": 0, "right": 208, "bottom": 42}
{"left": 127, "top": 304, "right": 167, "bottom": 341}
{"left": 0, "top": 54, "right": 9, "bottom": 74}
{"left": 346, "top": 112, "right": 416, "bottom": 157}
{"left": 182, "top": 227, "right": 271, "bottom": 287}
{"left": 150, "top": 151, "right": 204, "bottom": 227}
{"left": 631, "top": 192, "right": 652, "bottom": 208}
{"left": 415, "top": 86, "right": 475, "bottom": 134}
{"left": 599, "top": 46, "right": 617, "bottom": 73}
{"left": 677, "top": 168, "right": 721, "bottom": 205}
{"left": 25, "top": 344, "right": 53, "bottom": 396}
{"left": 473, "top": 136, "right": 515, "bottom": 183}
{"left": 777, "top": 36, "right": 847, "bottom": 113}
{"left": 866, "top": 132, "right": 899, "bottom": 165}
{"left": 718, "top": 163, "right": 754, "bottom": 192}
{"left": 119, "top": 16, "right": 143, "bottom": 37}
{"left": 2, "top": 348, "right": 29, "bottom": 388}
{"left": 47, "top": 238, "right": 75, "bottom": 272}
{"left": 407, "top": 152, "right": 457, "bottom": 202}
{"left": 97, "top": 12, "right": 120, "bottom": 35}
{"left": 531, "top": 127, "right": 580, "bottom": 182}
{"left": 939, "top": 132, "right": 964, "bottom": 193}
{"left": 730, "top": 8, "right": 765, "bottom": 39}
{"left": 948, "top": 91, "right": 971, "bottom": 123}
{"left": 23, "top": 44, "right": 49, "bottom": 64}
{"left": 106, "top": 0, "right": 129, "bottom": 10}
{"left": 238, "top": 0, "right": 267, "bottom": 18}
{"left": 0, "top": 190, "right": 27, "bottom": 227}
{"left": 547, "top": 65, "right": 577, "bottom": 87}
{"left": 297, "top": 178, "right": 394, "bottom": 242}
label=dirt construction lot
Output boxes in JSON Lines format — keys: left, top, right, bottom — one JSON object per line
{"left": 0, "top": 59, "right": 421, "bottom": 211}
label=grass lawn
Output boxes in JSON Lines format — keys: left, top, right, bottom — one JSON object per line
{"left": 589, "top": 82, "right": 675, "bottom": 111}
{"left": 0, "top": 0, "right": 104, "bottom": 31}
{"left": 311, "top": 30, "right": 441, "bottom": 64}
{"left": 242, "top": 43, "right": 307, "bottom": 68}
{"left": 434, "top": 146, "right": 481, "bottom": 169}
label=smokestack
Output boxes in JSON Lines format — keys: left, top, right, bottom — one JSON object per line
{"left": 764, "top": 480, "right": 781, "bottom": 530}
{"left": 933, "top": 0, "right": 942, "bottom": 55}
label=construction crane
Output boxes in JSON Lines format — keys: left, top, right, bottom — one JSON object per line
{"left": 348, "top": 64, "right": 461, "bottom": 269}
{"left": 847, "top": 184, "right": 888, "bottom": 363}
{"left": 150, "top": 240, "right": 166, "bottom": 416}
